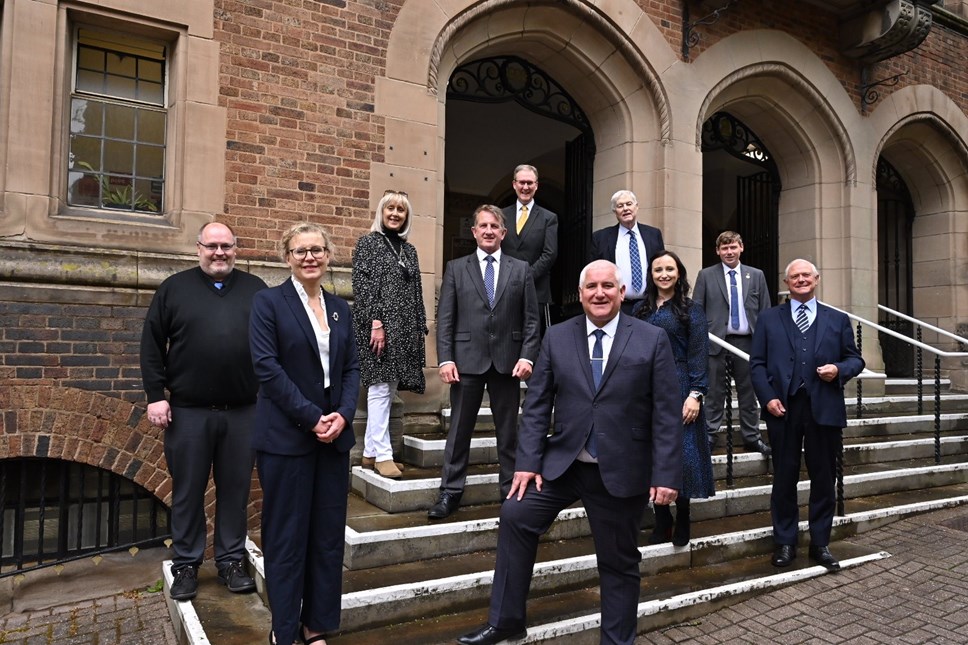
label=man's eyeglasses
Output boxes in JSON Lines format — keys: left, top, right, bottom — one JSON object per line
{"left": 288, "top": 246, "right": 329, "bottom": 259}
{"left": 197, "top": 242, "right": 236, "bottom": 252}
{"left": 383, "top": 189, "right": 408, "bottom": 197}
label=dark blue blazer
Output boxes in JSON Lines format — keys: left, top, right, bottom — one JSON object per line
{"left": 249, "top": 278, "right": 360, "bottom": 455}
{"left": 589, "top": 222, "right": 665, "bottom": 266}
{"left": 515, "top": 313, "right": 682, "bottom": 498}
{"left": 749, "top": 302, "right": 864, "bottom": 428}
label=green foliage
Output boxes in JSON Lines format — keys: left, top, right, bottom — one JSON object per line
{"left": 74, "top": 161, "right": 159, "bottom": 212}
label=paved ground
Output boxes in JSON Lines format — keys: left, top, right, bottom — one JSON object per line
{"left": 639, "top": 504, "right": 968, "bottom": 644}
{"left": 1, "top": 506, "right": 966, "bottom": 644}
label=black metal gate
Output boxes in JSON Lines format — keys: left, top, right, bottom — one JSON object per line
{"left": 1, "top": 458, "right": 171, "bottom": 578}
{"left": 558, "top": 132, "right": 595, "bottom": 320}
{"left": 701, "top": 112, "right": 781, "bottom": 300}
{"left": 877, "top": 158, "right": 916, "bottom": 377}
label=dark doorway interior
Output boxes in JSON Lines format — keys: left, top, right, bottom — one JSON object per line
{"left": 876, "top": 157, "right": 916, "bottom": 377}
{"left": 701, "top": 112, "right": 781, "bottom": 301}
{"left": 445, "top": 56, "right": 595, "bottom": 322}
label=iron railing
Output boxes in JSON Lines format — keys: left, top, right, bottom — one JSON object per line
{"left": 0, "top": 458, "right": 171, "bottom": 579}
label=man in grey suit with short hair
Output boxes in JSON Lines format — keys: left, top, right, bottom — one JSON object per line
{"left": 501, "top": 164, "right": 558, "bottom": 333}
{"left": 693, "top": 230, "right": 772, "bottom": 454}
{"left": 457, "top": 260, "right": 681, "bottom": 645}
{"left": 430, "top": 204, "right": 541, "bottom": 519}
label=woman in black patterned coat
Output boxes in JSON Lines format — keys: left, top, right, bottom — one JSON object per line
{"left": 351, "top": 190, "right": 427, "bottom": 478}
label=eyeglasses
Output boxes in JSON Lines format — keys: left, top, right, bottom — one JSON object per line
{"left": 197, "top": 242, "right": 236, "bottom": 252}
{"left": 383, "top": 189, "right": 408, "bottom": 197}
{"left": 288, "top": 246, "right": 329, "bottom": 259}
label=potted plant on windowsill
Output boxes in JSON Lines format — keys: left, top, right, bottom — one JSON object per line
{"left": 74, "top": 161, "right": 159, "bottom": 212}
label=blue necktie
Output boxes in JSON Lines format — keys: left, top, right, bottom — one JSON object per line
{"left": 729, "top": 270, "right": 739, "bottom": 330}
{"left": 796, "top": 303, "right": 809, "bottom": 333}
{"left": 484, "top": 255, "right": 496, "bottom": 309}
{"left": 587, "top": 329, "right": 606, "bottom": 458}
{"left": 629, "top": 230, "right": 642, "bottom": 293}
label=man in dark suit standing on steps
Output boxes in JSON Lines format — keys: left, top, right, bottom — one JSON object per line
{"left": 501, "top": 164, "right": 558, "bottom": 333}
{"left": 457, "top": 260, "right": 682, "bottom": 645}
{"left": 693, "top": 230, "right": 772, "bottom": 454}
{"left": 750, "top": 259, "right": 864, "bottom": 572}
{"left": 590, "top": 190, "right": 664, "bottom": 314}
{"left": 430, "top": 204, "right": 540, "bottom": 520}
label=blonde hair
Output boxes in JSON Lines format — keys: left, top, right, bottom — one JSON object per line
{"left": 371, "top": 191, "right": 414, "bottom": 239}
{"left": 278, "top": 222, "right": 333, "bottom": 262}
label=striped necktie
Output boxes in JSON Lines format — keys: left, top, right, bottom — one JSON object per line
{"left": 795, "top": 303, "right": 809, "bottom": 333}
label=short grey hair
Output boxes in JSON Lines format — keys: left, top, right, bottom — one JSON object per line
{"left": 578, "top": 260, "right": 623, "bottom": 288}
{"left": 784, "top": 258, "right": 819, "bottom": 278}
{"left": 610, "top": 190, "right": 637, "bottom": 211}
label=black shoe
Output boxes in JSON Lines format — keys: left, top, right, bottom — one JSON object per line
{"left": 771, "top": 544, "right": 796, "bottom": 567}
{"left": 170, "top": 565, "right": 199, "bottom": 601}
{"left": 457, "top": 623, "right": 526, "bottom": 645}
{"left": 427, "top": 491, "right": 462, "bottom": 520}
{"left": 744, "top": 439, "right": 772, "bottom": 456}
{"left": 217, "top": 560, "right": 256, "bottom": 593}
{"left": 808, "top": 545, "right": 841, "bottom": 571}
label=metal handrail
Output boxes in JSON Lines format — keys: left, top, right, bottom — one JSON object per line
{"left": 707, "top": 333, "right": 886, "bottom": 379}
{"left": 877, "top": 303, "right": 968, "bottom": 348}
{"left": 824, "top": 302, "right": 968, "bottom": 358}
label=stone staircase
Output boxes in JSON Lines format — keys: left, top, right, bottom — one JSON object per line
{"left": 164, "top": 381, "right": 968, "bottom": 644}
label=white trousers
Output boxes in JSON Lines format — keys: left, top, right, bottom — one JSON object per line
{"left": 364, "top": 381, "right": 398, "bottom": 460}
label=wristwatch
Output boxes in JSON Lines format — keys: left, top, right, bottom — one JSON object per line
{"left": 688, "top": 391, "right": 703, "bottom": 401}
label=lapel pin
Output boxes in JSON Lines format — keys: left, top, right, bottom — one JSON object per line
{"left": 332, "top": 311, "right": 339, "bottom": 322}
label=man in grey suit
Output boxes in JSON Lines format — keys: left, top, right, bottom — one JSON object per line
{"left": 457, "top": 260, "right": 682, "bottom": 645}
{"left": 693, "top": 231, "right": 772, "bottom": 454}
{"left": 501, "top": 164, "right": 558, "bottom": 333}
{"left": 590, "top": 190, "right": 665, "bottom": 314}
{"left": 430, "top": 204, "right": 541, "bottom": 519}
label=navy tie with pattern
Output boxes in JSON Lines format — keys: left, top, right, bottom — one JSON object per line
{"left": 484, "top": 255, "right": 496, "bottom": 309}
{"left": 795, "top": 302, "right": 809, "bottom": 333}
{"left": 629, "top": 230, "right": 643, "bottom": 293}
{"left": 729, "top": 270, "right": 739, "bottom": 330}
{"left": 587, "top": 329, "right": 606, "bottom": 458}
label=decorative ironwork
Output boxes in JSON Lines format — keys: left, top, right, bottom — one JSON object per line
{"left": 934, "top": 355, "right": 942, "bottom": 465}
{"left": 701, "top": 112, "right": 777, "bottom": 177}
{"left": 917, "top": 326, "right": 924, "bottom": 414}
{"left": 447, "top": 56, "right": 591, "bottom": 134}
{"left": 682, "top": 0, "right": 738, "bottom": 61}
{"left": 861, "top": 68, "right": 909, "bottom": 110}
{"left": 836, "top": 433, "right": 845, "bottom": 517}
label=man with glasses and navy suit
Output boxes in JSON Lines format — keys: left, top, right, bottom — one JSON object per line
{"left": 141, "top": 221, "right": 266, "bottom": 602}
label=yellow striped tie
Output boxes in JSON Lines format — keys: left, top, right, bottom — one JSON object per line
{"left": 517, "top": 205, "right": 529, "bottom": 234}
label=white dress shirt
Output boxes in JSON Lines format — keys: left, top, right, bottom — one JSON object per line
{"left": 614, "top": 225, "right": 648, "bottom": 300}
{"left": 291, "top": 276, "right": 331, "bottom": 388}
{"left": 722, "top": 262, "right": 751, "bottom": 335}
{"left": 790, "top": 297, "right": 818, "bottom": 329}
{"left": 577, "top": 313, "right": 621, "bottom": 463}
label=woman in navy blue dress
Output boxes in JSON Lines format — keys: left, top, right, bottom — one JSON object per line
{"left": 635, "top": 250, "right": 715, "bottom": 546}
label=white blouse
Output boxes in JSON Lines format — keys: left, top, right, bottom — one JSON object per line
{"left": 291, "top": 276, "right": 331, "bottom": 389}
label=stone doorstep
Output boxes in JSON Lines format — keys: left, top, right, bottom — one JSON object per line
{"left": 403, "top": 435, "right": 498, "bottom": 468}
{"left": 170, "top": 494, "right": 968, "bottom": 644}
{"left": 342, "top": 461, "right": 966, "bottom": 572}
{"left": 356, "top": 432, "right": 968, "bottom": 514}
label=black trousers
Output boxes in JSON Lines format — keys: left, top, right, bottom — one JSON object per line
{"left": 164, "top": 404, "right": 255, "bottom": 568}
{"left": 488, "top": 462, "right": 648, "bottom": 645}
{"left": 767, "top": 390, "right": 840, "bottom": 546}
{"left": 440, "top": 366, "right": 520, "bottom": 497}
{"left": 258, "top": 446, "right": 349, "bottom": 644}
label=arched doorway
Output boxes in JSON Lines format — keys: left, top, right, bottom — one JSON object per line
{"left": 444, "top": 56, "right": 595, "bottom": 321}
{"left": 876, "top": 157, "right": 915, "bottom": 377}
{"left": 700, "top": 112, "right": 781, "bottom": 300}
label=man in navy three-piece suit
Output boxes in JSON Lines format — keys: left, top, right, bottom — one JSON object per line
{"left": 458, "top": 260, "right": 682, "bottom": 645}
{"left": 750, "top": 259, "right": 864, "bottom": 572}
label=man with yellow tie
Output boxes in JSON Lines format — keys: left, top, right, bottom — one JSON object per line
{"left": 501, "top": 164, "right": 558, "bottom": 335}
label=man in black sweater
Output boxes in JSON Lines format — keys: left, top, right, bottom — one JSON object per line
{"left": 140, "top": 221, "right": 267, "bottom": 602}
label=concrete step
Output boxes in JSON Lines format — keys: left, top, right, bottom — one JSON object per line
{"left": 355, "top": 422, "right": 968, "bottom": 513}
{"left": 341, "top": 458, "right": 968, "bottom": 573}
